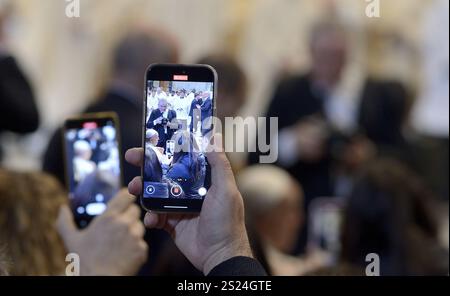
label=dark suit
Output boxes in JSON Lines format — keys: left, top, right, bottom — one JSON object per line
{"left": 0, "top": 56, "right": 40, "bottom": 160}
{"left": 166, "top": 153, "right": 206, "bottom": 198}
{"left": 144, "top": 147, "right": 163, "bottom": 182}
{"left": 189, "top": 97, "right": 212, "bottom": 135}
{"left": 146, "top": 109, "right": 177, "bottom": 149}
{"left": 249, "top": 73, "right": 408, "bottom": 254}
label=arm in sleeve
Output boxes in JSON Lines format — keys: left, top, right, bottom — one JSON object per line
{"left": 207, "top": 256, "right": 268, "bottom": 276}
{"left": 0, "top": 56, "right": 39, "bottom": 133}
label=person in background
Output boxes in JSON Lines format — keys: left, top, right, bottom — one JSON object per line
{"left": 340, "top": 158, "right": 449, "bottom": 275}
{"left": 188, "top": 91, "right": 204, "bottom": 134}
{"left": 165, "top": 131, "right": 206, "bottom": 198}
{"left": 155, "top": 86, "right": 167, "bottom": 102}
{"left": 43, "top": 28, "right": 178, "bottom": 186}
{"left": 197, "top": 55, "right": 247, "bottom": 125}
{"left": 197, "top": 54, "right": 248, "bottom": 172}
{"left": 0, "top": 170, "right": 147, "bottom": 275}
{"left": 143, "top": 129, "right": 164, "bottom": 183}
{"left": 171, "top": 89, "right": 192, "bottom": 129}
{"left": 167, "top": 89, "right": 177, "bottom": 109}
{"left": 249, "top": 20, "right": 408, "bottom": 254}
{"left": 410, "top": 0, "right": 449, "bottom": 201}
{"left": 0, "top": 8, "right": 39, "bottom": 160}
{"left": 146, "top": 129, "right": 163, "bottom": 153}
{"left": 188, "top": 90, "right": 213, "bottom": 137}
{"left": 72, "top": 140, "right": 96, "bottom": 182}
{"left": 42, "top": 29, "right": 178, "bottom": 275}
{"left": 236, "top": 165, "right": 327, "bottom": 275}
{"left": 146, "top": 86, "right": 158, "bottom": 122}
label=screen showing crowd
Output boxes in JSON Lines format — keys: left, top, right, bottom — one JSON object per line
{"left": 143, "top": 80, "right": 214, "bottom": 200}
{"left": 65, "top": 122, "right": 121, "bottom": 218}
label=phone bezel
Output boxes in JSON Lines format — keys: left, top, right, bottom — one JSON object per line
{"left": 141, "top": 63, "right": 217, "bottom": 213}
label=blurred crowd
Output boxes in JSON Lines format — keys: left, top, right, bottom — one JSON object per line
{"left": 0, "top": 0, "right": 448, "bottom": 276}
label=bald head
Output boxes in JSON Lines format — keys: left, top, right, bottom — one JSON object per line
{"left": 158, "top": 98, "right": 168, "bottom": 113}
{"left": 237, "top": 165, "right": 302, "bottom": 217}
{"left": 237, "top": 165, "right": 303, "bottom": 252}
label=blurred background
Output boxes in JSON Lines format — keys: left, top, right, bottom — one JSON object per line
{"left": 0, "top": 0, "right": 448, "bottom": 275}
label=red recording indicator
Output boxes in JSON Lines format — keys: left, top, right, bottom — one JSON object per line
{"left": 173, "top": 74, "right": 188, "bottom": 81}
{"left": 83, "top": 122, "right": 98, "bottom": 129}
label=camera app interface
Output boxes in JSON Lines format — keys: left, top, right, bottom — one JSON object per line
{"left": 65, "top": 120, "right": 121, "bottom": 221}
{"left": 143, "top": 79, "right": 213, "bottom": 200}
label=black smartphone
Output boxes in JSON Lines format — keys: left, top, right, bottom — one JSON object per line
{"left": 141, "top": 64, "right": 217, "bottom": 212}
{"left": 63, "top": 112, "right": 123, "bottom": 227}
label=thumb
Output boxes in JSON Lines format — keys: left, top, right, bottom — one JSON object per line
{"left": 56, "top": 204, "right": 78, "bottom": 244}
{"left": 206, "top": 133, "right": 235, "bottom": 185}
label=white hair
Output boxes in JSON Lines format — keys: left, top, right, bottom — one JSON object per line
{"left": 146, "top": 129, "right": 158, "bottom": 139}
{"left": 73, "top": 140, "right": 91, "bottom": 154}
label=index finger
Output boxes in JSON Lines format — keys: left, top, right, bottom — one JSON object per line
{"left": 105, "top": 188, "right": 135, "bottom": 214}
{"left": 205, "top": 133, "right": 235, "bottom": 184}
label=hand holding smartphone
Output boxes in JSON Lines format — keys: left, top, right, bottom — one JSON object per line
{"left": 63, "top": 112, "right": 123, "bottom": 227}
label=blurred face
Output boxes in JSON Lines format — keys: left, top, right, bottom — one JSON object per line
{"left": 158, "top": 100, "right": 167, "bottom": 112}
{"left": 257, "top": 181, "right": 303, "bottom": 253}
{"left": 150, "top": 134, "right": 159, "bottom": 146}
{"left": 195, "top": 91, "right": 203, "bottom": 100}
{"left": 157, "top": 87, "right": 162, "bottom": 94}
{"left": 310, "top": 30, "right": 348, "bottom": 86}
{"left": 76, "top": 147, "right": 92, "bottom": 160}
{"left": 180, "top": 91, "right": 185, "bottom": 98}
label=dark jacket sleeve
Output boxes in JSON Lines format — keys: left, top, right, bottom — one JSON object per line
{"left": 147, "top": 110, "right": 159, "bottom": 129}
{"left": 0, "top": 56, "right": 40, "bottom": 133}
{"left": 207, "top": 256, "right": 267, "bottom": 276}
{"left": 42, "top": 127, "right": 66, "bottom": 186}
{"left": 201, "top": 98, "right": 211, "bottom": 112}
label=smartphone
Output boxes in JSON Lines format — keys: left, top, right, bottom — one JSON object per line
{"left": 141, "top": 64, "right": 217, "bottom": 212}
{"left": 63, "top": 112, "right": 123, "bottom": 227}
{"left": 307, "top": 197, "right": 343, "bottom": 264}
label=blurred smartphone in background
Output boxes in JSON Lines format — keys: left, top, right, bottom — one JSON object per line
{"left": 307, "top": 197, "right": 343, "bottom": 265}
{"left": 63, "top": 112, "right": 123, "bottom": 228}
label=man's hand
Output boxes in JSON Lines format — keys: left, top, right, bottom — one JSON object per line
{"left": 154, "top": 116, "right": 163, "bottom": 125}
{"left": 56, "top": 189, "right": 148, "bottom": 276}
{"left": 125, "top": 134, "right": 253, "bottom": 275}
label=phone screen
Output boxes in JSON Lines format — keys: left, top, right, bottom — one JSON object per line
{"left": 142, "top": 65, "right": 215, "bottom": 212}
{"left": 64, "top": 114, "right": 122, "bottom": 227}
{"left": 307, "top": 197, "right": 343, "bottom": 264}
